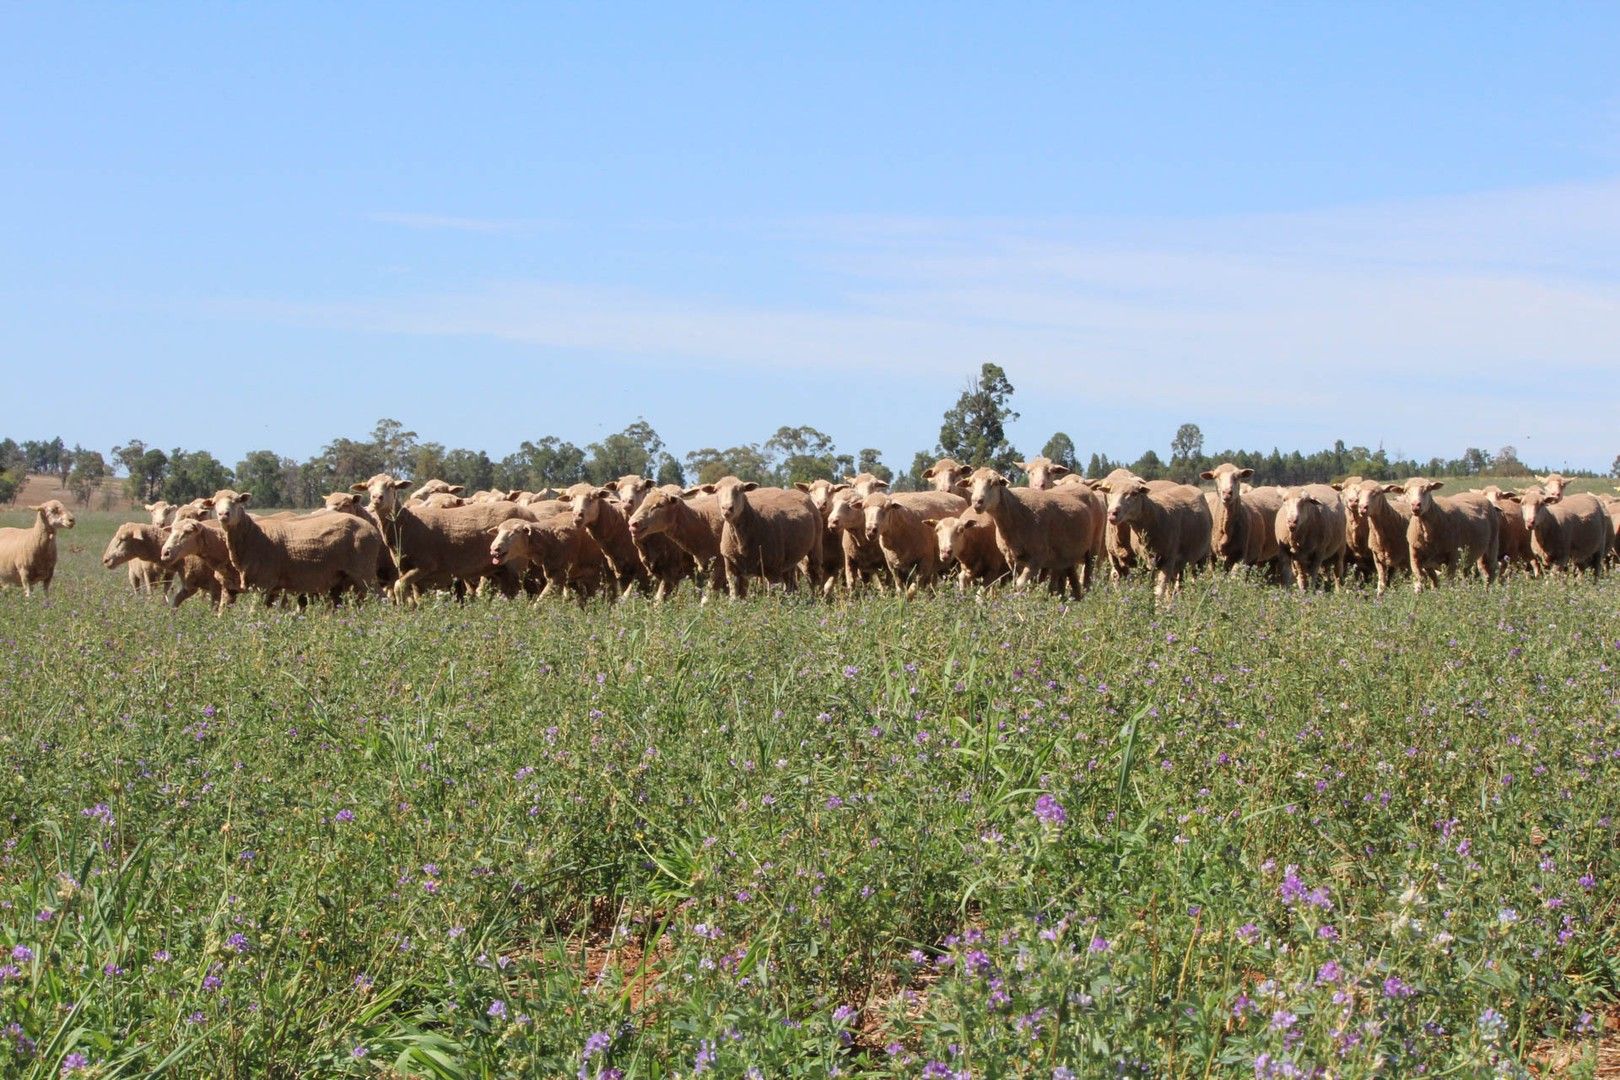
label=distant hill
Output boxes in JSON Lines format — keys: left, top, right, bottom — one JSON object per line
{"left": 8, "top": 473, "right": 136, "bottom": 512}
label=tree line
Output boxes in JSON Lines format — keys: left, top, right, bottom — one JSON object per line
{"left": 1, "top": 365, "right": 1612, "bottom": 508}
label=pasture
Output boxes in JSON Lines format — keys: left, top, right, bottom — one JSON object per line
{"left": 0, "top": 510, "right": 1616, "bottom": 1077}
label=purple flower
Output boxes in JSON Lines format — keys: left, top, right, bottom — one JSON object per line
{"left": 61, "top": 1052, "right": 89, "bottom": 1075}
{"left": 1033, "top": 794, "right": 1068, "bottom": 827}
{"left": 1278, "top": 865, "right": 1306, "bottom": 905}
{"left": 1270, "top": 1009, "right": 1297, "bottom": 1031}
{"left": 352, "top": 1045, "right": 368, "bottom": 1058}
{"left": 102, "top": 962, "right": 125, "bottom": 977}
{"left": 1579, "top": 872, "right": 1596, "bottom": 890}
{"left": 10, "top": 945, "right": 32, "bottom": 963}
{"left": 1236, "top": 923, "right": 1259, "bottom": 945}
{"left": 694, "top": 1038, "right": 717, "bottom": 1073}
{"left": 202, "top": 705, "right": 216, "bottom": 718}
{"left": 1088, "top": 936, "right": 1110, "bottom": 953}
{"left": 227, "top": 933, "right": 250, "bottom": 954}
{"left": 187, "top": 1011, "right": 206, "bottom": 1024}
{"left": 831, "top": 1004, "right": 857, "bottom": 1025}
{"left": 1316, "top": 961, "right": 1342, "bottom": 984}
{"left": 152, "top": 949, "right": 171, "bottom": 963}
{"left": 1382, "top": 976, "right": 1414, "bottom": 999}
{"left": 35, "top": 909, "right": 53, "bottom": 923}
{"left": 333, "top": 809, "right": 355, "bottom": 824}
{"left": 487, "top": 999, "right": 507, "bottom": 1020}
{"left": 842, "top": 665, "right": 860, "bottom": 679}
{"left": 583, "top": 1031, "right": 611, "bottom": 1058}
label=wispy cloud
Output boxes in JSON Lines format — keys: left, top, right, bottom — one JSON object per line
{"left": 229, "top": 180, "right": 1620, "bottom": 465}
{"left": 366, "top": 212, "right": 553, "bottom": 234}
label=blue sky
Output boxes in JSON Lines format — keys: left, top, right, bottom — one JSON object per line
{"left": 3, "top": 4, "right": 1618, "bottom": 472}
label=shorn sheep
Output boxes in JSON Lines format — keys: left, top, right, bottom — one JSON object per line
{"left": 1, "top": 500, "right": 76, "bottom": 596}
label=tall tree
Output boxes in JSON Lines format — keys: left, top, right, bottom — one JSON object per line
{"left": 585, "top": 419, "right": 665, "bottom": 484}
{"left": 855, "top": 448, "right": 893, "bottom": 483}
{"left": 441, "top": 449, "right": 495, "bottom": 491}
{"left": 1170, "top": 423, "right": 1204, "bottom": 465}
{"left": 1039, "top": 432, "right": 1078, "bottom": 471}
{"left": 684, "top": 445, "right": 771, "bottom": 485}
{"left": 236, "top": 450, "right": 287, "bottom": 506}
{"left": 938, "top": 363, "right": 1020, "bottom": 473}
{"left": 654, "top": 453, "right": 686, "bottom": 488}
{"left": 67, "top": 449, "right": 107, "bottom": 506}
{"left": 764, "top": 425, "right": 840, "bottom": 485}
{"left": 369, "top": 418, "right": 419, "bottom": 476}
{"left": 162, "top": 449, "right": 233, "bottom": 502}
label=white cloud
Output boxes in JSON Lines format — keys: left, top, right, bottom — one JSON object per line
{"left": 232, "top": 180, "right": 1620, "bottom": 466}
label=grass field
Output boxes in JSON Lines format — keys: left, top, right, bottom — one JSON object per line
{"left": 0, "top": 511, "right": 1616, "bottom": 1078}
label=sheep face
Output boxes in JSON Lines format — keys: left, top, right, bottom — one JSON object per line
{"left": 626, "top": 491, "right": 676, "bottom": 539}
{"left": 967, "top": 469, "right": 1009, "bottom": 514}
{"left": 32, "top": 501, "right": 75, "bottom": 531}
{"left": 160, "top": 520, "right": 205, "bottom": 563}
{"left": 1018, "top": 456, "right": 1070, "bottom": 490}
{"left": 934, "top": 516, "right": 975, "bottom": 564}
{"left": 145, "top": 501, "right": 176, "bottom": 527}
{"left": 1102, "top": 480, "right": 1150, "bottom": 526}
{"left": 101, "top": 525, "right": 141, "bottom": 568}
{"left": 568, "top": 488, "right": 615, "bottom": 527}
{"left": 1402, "top": 480, "right": 1443, "bottom": 519}
{"left": 1518, "top": 489, "right": 1555, "bottom": 530}
{"left": 922, "top": 459, "right": 969, "bottom": 494}
{"left": 487, "top": 521, "right": 531, "bottom": 567}
{"left": 713, "top": 480, "right": 759, "bottom": 525}
{"left": 1200, "top": 464, "right": 1253, "bottom": 508}
{"left": 794, "top": 479, "right": 848, "bottom": 513}
{"left": 610, "top": 475, "right": 655, "bottom": 512}
{"left": 862, "top": 496, "right": 894, "bottom": 542}
{"left": 352, "top": 474, "right": 411, "bottom": 517}
{"left": 826, "top": 491, "right": 863, "bottom": 532}
{"left": 209, "top": 489, "right": 252, "bottom": 525}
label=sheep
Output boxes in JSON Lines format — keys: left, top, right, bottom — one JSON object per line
{"left": 1092, "top": 477, "right": 1211, "bottom": 599}
{"left": 0, "top": 501, "right": 75, "bottom": 596}
{"left": 825, "top": 487, "right": 890, "bottom": 591}
{"left": 625, "top": 489, "right": 726, "bottom": 595}
{"left": 172, "top": 498, "right": 214, "bottom": 523}
{"left": 144, "top": 501, "right": 177, "bottom": 527}
{"left": 1518, "top": 489, "right": 1610, "bottom": 578}
{"left": 928, "top": 510, "right": 1010, "bottom": 591}
{"left": 1017, "top": 456, "right": 1072, "bottom": 490}
{"left": 699, "top": 479, "right": 823, "bottom": 598}
{"left": 1535, "top": 473, "right": 1569, "bottom": 500}
{"left": 1274, "top": 485, "right": 1347, "bottom": 591}
{"left": 969, "top": 468, "right": 1101, "bottom": 599}
{"left": 1478, "top": 486, "right": 1536, "bottom": 576}
{"left": 606, "top": 475, "right": 696, "bottom": 599}
{"left": 208, "top": 489, "right": 382, "bottom": 607}
{"left": 1331, "top": 476, "right": 1374, "bottom": 581}
{"left": 1399, "top": 479, "right": 1499, "bottom": 592}
{"left": 1341, "top": 480, "right": 1411, "bottom": 595}
{"left": 567, "top": 486, "right": 654, "bottom": 597}
{"left": 1205, "top": 463, "right": 1284, "bottom": 577}
{"left": 858, "top": 491, "right": 947, "bottom": 594}
{"left": 320, "top": 492, "right": 401, "bottom": 589}
{"left": 1604, "top": 493, "right": 1620, "bottom": 568}
{"left": 921, "top": 458, "right": 972, "bottom": 499}
{"left": 158, "top": 519, "right": 243, "bottom": 610}
{"left": 487, "top": 517, "right": 608, "bottom": 602}
{"left": 101, "top": 522, "right": 174, "bottom": 594}
{"left": 408, "top": 480, "right": 464, "bottom": 504}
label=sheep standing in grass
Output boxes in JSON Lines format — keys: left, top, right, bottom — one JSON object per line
{"left": 1, "top": 501, "right": 76, "bottom": 596}
{"left": 101, "top": 522, "right": 173, "bottom": 594}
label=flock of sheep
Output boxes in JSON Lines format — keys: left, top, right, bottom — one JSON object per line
{"left": 3, "top": 455, "right": 1616, "bottom": 608}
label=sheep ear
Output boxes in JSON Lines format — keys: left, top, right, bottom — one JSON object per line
{"left": 390, "top": 479, "right": 411, "bottom": 489}
{"left": 921, "top": 517, "right": 940, "bottom": 527}
{"left": 1545, "top": 491, "right": 1563, "bottom": 504}
{"left": 793, "top": 482, "right": 811, "bottom": 493}
{"left": 1425, "top": 481, "right": 1444, "bottom": 492}
{"left": 921, "top": 466, "right": 938, "bottom": 479}
{"left": 349, "top": 483, "right": 368, "bottom": 493}
{"left": 1237, "top": 468, "right": 1253, "bottom": 479}
{"left": 1051, "top": 464, "right": 1070, "bottom": 476}
{"left": 447, "top": 485, "right": 465, "bottom": 494}
{"left": 956, "top": 518, "right": 978, "bottom": 531}
{"left": 1383, "top": 484, "right": 1403, "bottom": 493}
{"left": 1015, "top": 461, "right": 1031, "bottom": 472}
{"left": 831, "top": 483, "right": 850, "bottom": 494}
{"left": 700, "top": 484, "right": 718, "bottom": 495}
{"left": 1094, "top": 481, "right": 1112, "bottom": 493}
{"left": 1330, "top": 482, "right": 1344, "bottom": 491}
{"left": 1198, "top": 471, "right": 1215, "bottom": 480}
{"left": 843, "top": 475, "right": 858, "bottom": 484}
{"left": 28, "top": 504, "right": 44, "bottom": 512}
{"left": 848, "top": 499, "right": 863, "bottom": 510}
{"left": 741, "top": 482, "right": 759, "bottom": 492}
{"left": 682, "top": 486, "right": 705, "bottom": 497}
{"left": 237, "top": 491, "right": 252, "bottom": 504}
